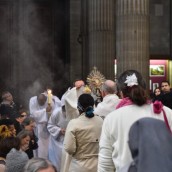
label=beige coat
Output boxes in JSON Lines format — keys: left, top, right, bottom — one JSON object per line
{"left": 64, "top": 113, "right": 103, "bottom": 172}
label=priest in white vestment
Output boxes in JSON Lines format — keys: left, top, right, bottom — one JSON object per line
{"left": 94, "top": 80, "right": 121, "bottom": 119}
{"left": 47, "top": 103, "right": 68, "bottom": 171}
{"left": 29, "top": 93, "right": 61, "bottom": 159}
{"left": 60, "top": 80, "right": 86, "bottom": 172}
{"left": 64, "top": 80, "right": 85, "bottom": 120}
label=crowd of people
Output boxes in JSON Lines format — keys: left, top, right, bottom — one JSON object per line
{"left": 0, "top": 70, "right": 172, "bottom": 172}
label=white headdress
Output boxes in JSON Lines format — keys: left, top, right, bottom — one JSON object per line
{"left": 124, "top": 73, "right": 138, "bottom": 87}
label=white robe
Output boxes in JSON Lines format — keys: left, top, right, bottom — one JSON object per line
{"left": 94, "top": 94, "right": 120, "bottom": 118}
{"left": 64, "top": 87, "right": 79, "bottom": 120}
{"left": 29, "top": 95, "right": 61, "bottom": 159}
{"left": 47, "top": 108, "right": 68, "bottom": 171}
{"left": 60, "top": 86, "right": 85, "bottom": 172}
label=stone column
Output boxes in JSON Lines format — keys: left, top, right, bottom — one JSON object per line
{"left": 81, "top": 0, "right": 115, "bottom": 80}
{"left": 116, "top": 0, "right": 150, "bottom": 87}
{"left": 69, "top": 0, "right": 82, "bottom": 82}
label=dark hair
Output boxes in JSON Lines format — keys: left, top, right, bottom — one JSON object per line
{"left": 0, "top": 105, "right": 12, "bottom": 118}
{"left": 37, "top": 93, "right": 47, "bottom": 106}
{"left": 73, "top": 79, "right": 84, "bottom": 87}
{"left": 22, "top": 117, "right": 35, "bottom": 127}
{"left": 0, "top": 119, "right": 14, "bottom": 126}
{"left": 78, "top": 94, "right": 94, "bottom": 118}
{"left": 17, "top": 130, "right": 32, "bottom": 142}
{"left": 117, "top": 70, "right": 147, "bottom": 106}
{"left": 0, "top": 137, "right": 20, "bottom": 158}
{"left": 153, "top": 87, "right": 161, "bottom": 94}
{"left": 37, "top": 93, "right": 47, "bottom": 100}
{"left": 18, "top": 107, "right": 28, "bottom": 115}
{"left": 161, "top": 80, "right": 170, "bottom": 86}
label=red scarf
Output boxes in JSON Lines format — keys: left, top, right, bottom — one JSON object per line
{"left": 116, "top": 97, "right": 133, "bottom": 109}
{"left": 116, "top": 97, "right": 163, "bottom": 115}
{"left": 116, "top": 98, "right": 171, "bottom": 132}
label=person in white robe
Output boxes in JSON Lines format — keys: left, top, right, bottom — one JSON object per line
{"left": 64, "top": 80, "right": 85, "bottom": 120}
{"left": 60, "top": 80, "right": 86, "bottom": 172}
{"left": 29, "top": 93, "right": 61, "bottom": 159}
{"left": 94, "top": 80, "right": 121, "bottom": 119}
{"left": 47, "top": 101, "right": 68, "bottom": 171}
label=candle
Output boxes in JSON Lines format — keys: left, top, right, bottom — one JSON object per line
{"left": 47, "top": 89, "right": 52, "bottom": 104}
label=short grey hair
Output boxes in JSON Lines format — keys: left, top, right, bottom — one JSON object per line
{"left": 102, "top": 80, "right": 117, "bottom": 94}
{"left": 23, "top": 158, "right": 57, "bottom": 172}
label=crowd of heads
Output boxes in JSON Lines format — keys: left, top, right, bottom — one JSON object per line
{"left": 0, "top": 69, "right": 171, "bottom": 172}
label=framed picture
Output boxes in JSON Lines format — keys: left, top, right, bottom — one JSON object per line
{"left": 150, "top": 65, "right": 165, "bottom": 76}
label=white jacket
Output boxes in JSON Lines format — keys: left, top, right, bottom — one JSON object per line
{"left": 94, "top": 94, "right": 120, "bottom": 118}
{"left": 98, "top": 104, "right": 172, "bottom": 172}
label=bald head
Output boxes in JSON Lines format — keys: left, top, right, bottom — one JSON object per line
{"left": 102, "top": 80, "right": 117, "bottom": 95}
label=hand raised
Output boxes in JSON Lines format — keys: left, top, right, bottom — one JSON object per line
{"left": 46, "top": 104, "right": 52, "bottom": 112}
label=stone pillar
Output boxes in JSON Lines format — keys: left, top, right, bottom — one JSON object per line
{"left": 69, "top": 0, "right": 82, "bottom": 82}
{"left": 81, "top": 0, "right": 115, "bottom": 80}
{"left": 116, "top": 0, "right": 150, "bottom": 87}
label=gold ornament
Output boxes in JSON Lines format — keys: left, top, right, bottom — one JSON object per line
{"left": 87, "top": 67, "right": 106, "bottom": 94}
{"left": 83, "top": 85, "right": 91, "bottom": 94}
